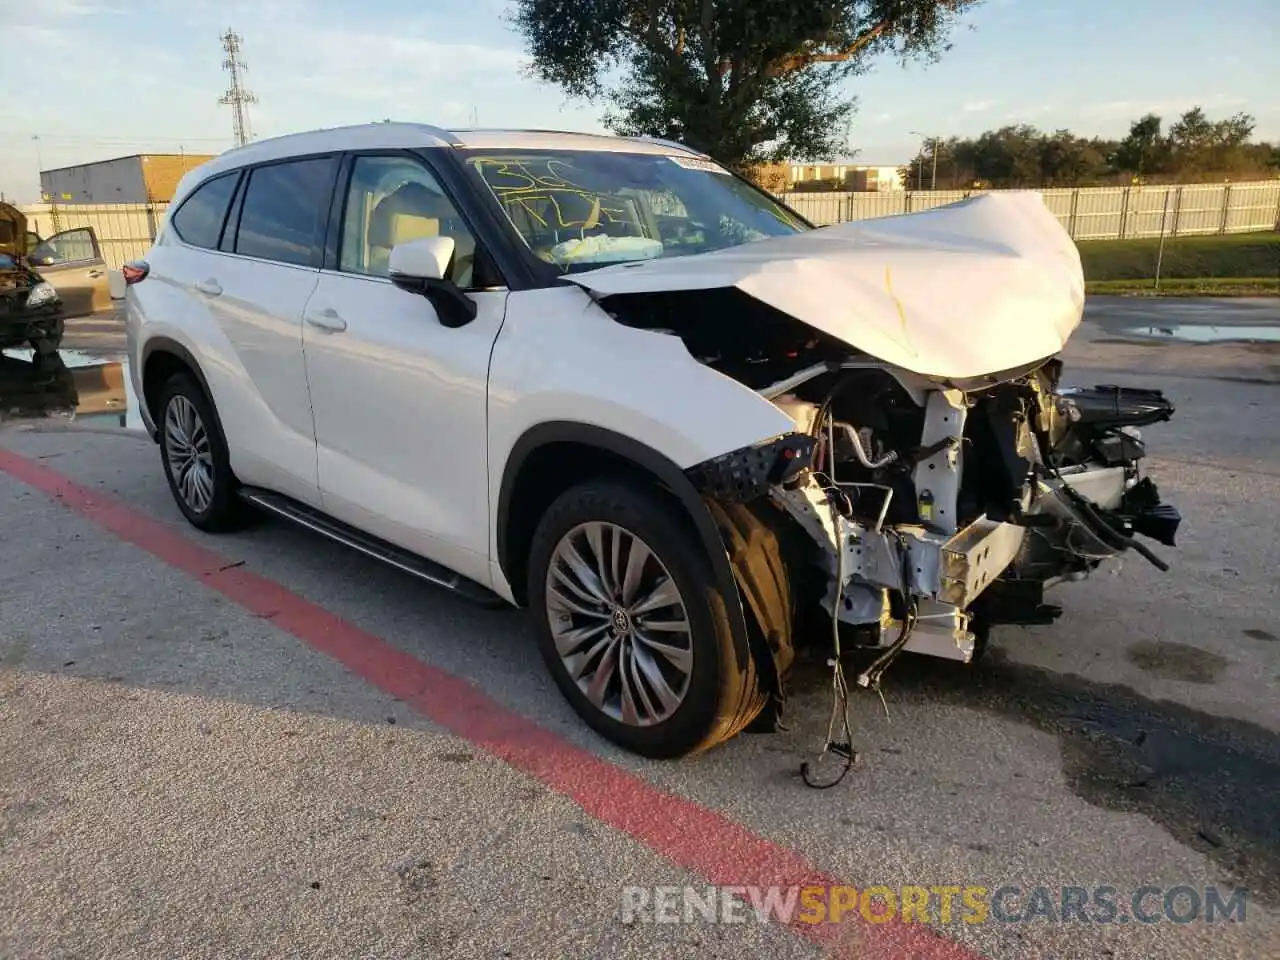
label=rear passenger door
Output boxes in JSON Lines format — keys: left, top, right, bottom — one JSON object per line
{"left": 191, "top": 154, "right": 339, "bottom": 505}
{"left": 29, "top": 227, "right": 111, "bottom": 316}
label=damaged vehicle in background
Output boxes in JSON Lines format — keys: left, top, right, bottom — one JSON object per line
{"left": 0, "top": 201, "right": 65, "bottom": 357}
{"left": 124, "top": 124, "right": 1181, "bottom": 760}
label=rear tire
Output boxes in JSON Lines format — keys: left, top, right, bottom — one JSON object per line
{"left": 527, "top": 479, "right": 766, "bottom": 758}
{"left": 156, "top": 371, "right": 251, "bottom": 532}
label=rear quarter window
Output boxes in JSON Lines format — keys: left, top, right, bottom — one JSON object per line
{"left": 171, "top": 173, "right": 239, "bottom": 250}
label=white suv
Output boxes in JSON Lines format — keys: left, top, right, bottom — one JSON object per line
{"left": 125, "top": 123, "right": 1181, "bottom": 758}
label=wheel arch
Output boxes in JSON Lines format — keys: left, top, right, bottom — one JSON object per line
{"left": 140, "top": 337, "right": 226, "bottom": 445}
{"left": 495, "top": 421, "right": 753, "bottom": 673}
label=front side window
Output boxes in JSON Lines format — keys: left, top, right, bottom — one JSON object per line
{"left": 235, "top": 157, "right": 336, "bottom": 267}
{"left": 171, "top": 173, "right": 238, "bottom": 249}
{"left": 458, "top": 149, "right": 809, "bottom": 275}
{"left": 338, "top": 155, "right": 478, "bottom": 287}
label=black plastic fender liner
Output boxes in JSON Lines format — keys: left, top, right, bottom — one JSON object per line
{"left": 495, "top": 421, "right": 756, "bottom": 675}
{"left": 703, "top": 498, "right": 797, "bottom": 725}
{"left": 683, "top": 434, "right": 819, "bottom": 715}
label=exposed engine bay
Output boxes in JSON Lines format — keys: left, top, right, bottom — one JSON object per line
{"left": 680, "top": 352, "right": 1180, "bottom": 704}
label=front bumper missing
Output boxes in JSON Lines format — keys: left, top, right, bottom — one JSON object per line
{"left": 688, "top": 425, "right": 1180, "bottom": 671}
{"left": 776, "top": 482, "right": 1028, "bottom": 662}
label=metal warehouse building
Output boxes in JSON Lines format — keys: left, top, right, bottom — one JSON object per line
{"left": 39, "top": 153, "right": 217, "bottom": 205}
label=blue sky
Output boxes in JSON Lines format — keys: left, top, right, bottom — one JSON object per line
{"left": 2, "top": 0, "right": 1277, "bottom": 202}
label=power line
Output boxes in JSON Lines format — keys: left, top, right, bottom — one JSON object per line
{"left": 218, "top": 28, "right": 257, "bottom": 148}
{"left": 6, "top": 133, "right": 231, "bottom": 145}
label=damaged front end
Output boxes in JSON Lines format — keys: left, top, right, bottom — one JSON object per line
{"left": 682, "top": 354, "right": 1180, "bottom": 688}
{"left": 564, "top": 191, "right": 1181, "bottom": 737}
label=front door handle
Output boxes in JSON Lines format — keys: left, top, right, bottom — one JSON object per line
{"left": 87, "top": 269, "right": 105, "bottom": 278}
{"left": 305, "top": 308, "right": 347, "bottom": 333}
{"left": 195, "top": 278, "right": 222, "bottom": 296}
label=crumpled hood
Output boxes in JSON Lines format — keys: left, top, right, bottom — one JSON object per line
{"left": 0, "top": 201, "right": 29, "bottom": 261}
{"left": 563, "top": 191, "right": 1086, "bottom": 381}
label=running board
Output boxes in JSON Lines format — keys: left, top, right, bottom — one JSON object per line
{"left": 237, "top": 487, "right": 507, "bottom": 608}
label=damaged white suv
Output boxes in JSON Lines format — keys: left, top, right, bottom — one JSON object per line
{"left": 124, "top": 123, "right": 1180, "bottom": 758}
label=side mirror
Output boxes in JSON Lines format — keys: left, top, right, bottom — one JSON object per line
{"left": 28, "top": 245, "right": 56, "bottom": 267}
{"left": 389, "top": 236, "right": 453, "bottom": 282}
{"left": 388, "top": 236, "right": 477, "bottom": 328}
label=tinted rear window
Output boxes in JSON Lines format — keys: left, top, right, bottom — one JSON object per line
{"left": 171, "top": 173, "right": 238, "bottom": 249}
{"left": 234, "top": 158, "right": 336, "bottom": 267}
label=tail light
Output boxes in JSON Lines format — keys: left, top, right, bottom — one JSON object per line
{"left": 122, "top": 260, "right": 150, "bottom": 285}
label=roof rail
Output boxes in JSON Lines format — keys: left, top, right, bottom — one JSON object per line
{"left": 224, "top": 121, "right": 461, "bottom": 154}
{"left": 627, "top": 136, "right": 709, "bottom": 158}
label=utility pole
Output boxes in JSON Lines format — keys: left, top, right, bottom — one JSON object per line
{"left": 218, "top": 29, "right": 257, "bottom": 148}
{"left": 909, "top": 130, "right": 940, "bottom": 191}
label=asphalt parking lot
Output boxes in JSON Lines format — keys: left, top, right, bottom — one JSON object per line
{"left": 1, "top": 298, "right": 1278, "bottom": 959}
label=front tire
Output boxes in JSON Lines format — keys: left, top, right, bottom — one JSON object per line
{"left": 527, "top": 479, "right": 766, "bottom": 759}
{"left": 156, "top": 371, "right": 249, "bottom": 532}
{"left": 30, "top": 316, "right": 64, "bottom": 357}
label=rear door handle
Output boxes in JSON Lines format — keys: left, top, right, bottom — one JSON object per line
{"left": 304, "top": 308, "right": 347, "bottom": 333}
{"left": 87, "top": 269, "right": 105, "bottom": 278}
{"left": 195, "top": 278, "right": 222, "bottom": 296}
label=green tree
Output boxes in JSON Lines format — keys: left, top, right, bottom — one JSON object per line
{"left": 952, "top": 124, "right": 1044, "bottom": 187}
{"left": 1038, "top": 129, "right": 1105, "bottom": 185}
{"left": 1112, "top": 113, "right": 1171, "bottom": 177}
{"left": 511, "top": 0, "right": 982, "bottom": 170}
{"left": 1168, "top": 107, "right": 1256, "bottom": 175}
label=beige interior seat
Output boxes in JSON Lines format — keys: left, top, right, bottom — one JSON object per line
{"left": 367, "top": 182, "right": 475, "bottom": 286}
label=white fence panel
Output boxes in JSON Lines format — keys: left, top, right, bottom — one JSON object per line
{"left": 20, "top": 201, "right": 169, "bottom": 270}
{"left": 776, "top": 180, "right": 1279, "bottom": 239}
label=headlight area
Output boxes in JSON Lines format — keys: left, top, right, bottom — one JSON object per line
{"left": 26, "top": 282, "right": 59, "bottom": 310}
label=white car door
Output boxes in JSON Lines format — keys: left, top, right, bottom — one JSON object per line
{"left": 183, "top": 156, "right": 339, "bottom": 506}
{"left": 300, "top": 152, "right": 508, "bottom": 588}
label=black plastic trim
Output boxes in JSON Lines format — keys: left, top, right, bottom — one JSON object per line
{"left": 684, "top": 433, "right": 817, "bottom": 504}
{"left": 215, "top": 170, "right": 247, "bottom": 252}
{"left": 322, "top": 153, "right": 356, "bottom": 272}
{"left": 496, "top": 421, "right": 753, "bottom": 671}
{"left": 139, "top": 337, "right": 224, "bottom": 444}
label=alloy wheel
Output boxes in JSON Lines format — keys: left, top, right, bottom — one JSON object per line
{"left": 544, "top": 521, "right": 695, "bottom": 727}
{"left": 163, "top": 394, "right": 215, "bottom": 514}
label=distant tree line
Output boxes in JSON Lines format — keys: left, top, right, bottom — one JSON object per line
{"left": 792, "top": 107, "right": 1279, "bottom": 192}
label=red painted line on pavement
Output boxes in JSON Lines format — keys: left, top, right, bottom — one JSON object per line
{"left": 0, "top": 445, "right": 984, "bottom": 960}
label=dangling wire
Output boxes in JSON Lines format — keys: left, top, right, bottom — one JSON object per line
{"left": 801, "top": 479, "right": 859, "bottom": 789}
{"left": 857, "top": 533, "right": 919, "bottom": 693}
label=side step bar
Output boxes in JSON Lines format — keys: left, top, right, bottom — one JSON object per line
{"left": 237, "top": 487, "right": 507, "bottom": 608}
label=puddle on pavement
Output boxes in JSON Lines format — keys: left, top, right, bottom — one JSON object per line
{"left": 0, "top": 347, "right": 142, "bottom": 430}
{"left": 1122, "top": 323, "right": 1280, "bottom": 344}
{"left": 1125, "top": 639, "right": 1231, "bottom": 685}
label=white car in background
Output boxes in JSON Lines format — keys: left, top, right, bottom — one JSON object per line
{"left": 124, "top": 123, "right": 1180, "bottom": 758}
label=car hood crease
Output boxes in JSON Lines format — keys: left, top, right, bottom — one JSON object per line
{"left": 562, "top": 191, "right": 1086, "bottom": 381}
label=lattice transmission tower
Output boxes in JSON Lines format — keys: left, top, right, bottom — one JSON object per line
{"left": 218, "top": 29, "right": 257, "bottom": 148}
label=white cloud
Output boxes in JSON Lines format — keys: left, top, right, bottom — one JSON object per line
{"left": 963, "top": 99, "right": 996, "bottom": 113}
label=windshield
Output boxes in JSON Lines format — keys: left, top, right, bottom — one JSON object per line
{"left": 459, "top": 149, "right": 810, "bottom": 274}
